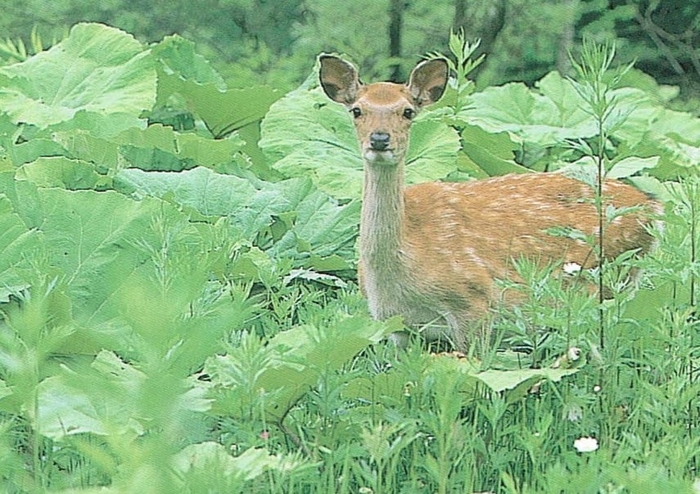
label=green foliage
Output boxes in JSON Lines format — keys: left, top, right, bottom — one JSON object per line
{"left": 0, "top": 24, "right": 155, "bottom": 129}
{"left": 153, "top": 35, "right": 281, "bottom": 138}
{"left": 0, "top": 23, "right": 368, "bottom": 491}
{"left": 207, "top": 316, "right": 401, "bottom": 422}
{"left": 0, "top": 21, "right": 700, "bottom": 494}
{"left": 2, "top": 0, "right": 700, "bottom": 106}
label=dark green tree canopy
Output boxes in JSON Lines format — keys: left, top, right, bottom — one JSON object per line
{"left": 1, "top": 0, "right": 699, "bottom": 105}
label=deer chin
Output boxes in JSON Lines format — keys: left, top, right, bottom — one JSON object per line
{"left": 364, "top": 149, "right": 398, "bottom": 166}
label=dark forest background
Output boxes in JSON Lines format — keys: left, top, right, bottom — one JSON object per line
{"left": 2, "top": 1, "right": 699, "bottom": 108}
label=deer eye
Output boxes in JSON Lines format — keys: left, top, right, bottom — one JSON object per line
{"left": 403, "top": 108, "right": 416, "bottom": 120}
{"left": 350, "top": 107, "right": 362, "bottom": 118}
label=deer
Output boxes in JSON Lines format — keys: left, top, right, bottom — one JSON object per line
{"left": 318, "top": 54, "right": 659, "bottom": 351}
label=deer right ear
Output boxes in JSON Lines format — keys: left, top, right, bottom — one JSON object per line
{"left": 319, "top": 55, "right": 361, "bottom": 105}
{"left": 407, "top": 58, "right": 449, "bottom": 108}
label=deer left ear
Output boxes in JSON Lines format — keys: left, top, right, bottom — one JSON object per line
{"left": 319, "top": 54, "right": 362, "bottom": 106}
{"left": 407, "top": 58, "right": 449, "bottom": 108}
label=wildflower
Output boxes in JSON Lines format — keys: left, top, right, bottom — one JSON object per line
{"left": 574, "top": 436, "right": 599, "bottom": 453}
{"left": 563, "top": 262, "right": 582, "bottom": 275}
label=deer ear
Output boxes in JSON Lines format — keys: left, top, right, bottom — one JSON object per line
{"left": 407, "top": 58, "right": 448, "bottom": 108}
{"left": 319, "top": 55, "right": 361, "bottom": 106}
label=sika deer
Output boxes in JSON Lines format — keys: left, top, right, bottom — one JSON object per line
{"left": 318, "top": 54, "right": 658, "bottom": 350}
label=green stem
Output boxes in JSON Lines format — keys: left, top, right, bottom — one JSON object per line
{"left": 597, "top": 109, "right": 606, "bottom": 350}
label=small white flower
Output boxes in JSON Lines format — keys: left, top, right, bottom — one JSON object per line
{"left": 563, "top": 262, "right": 582, "bottom": 275}
{"left": 574, "top": 436, "right": 599, "bottom": 453}
{"left": 593, "top": 385, "right": 601, "bottom": 393}
{"left": 551, "top": 347, "right": 582, "bottom": 369}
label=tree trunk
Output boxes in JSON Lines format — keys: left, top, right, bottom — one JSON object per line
{"left": 556, "top": 0, "right": 579, "bottom": 76}
{"left": 453, "top": 0, "right": 506, "bottom": 79}
{"left": 389, "top": 0, "right": 406, "bottom": 81}
{"left": 454, "top": 0, "right": 467, "bottom": 30}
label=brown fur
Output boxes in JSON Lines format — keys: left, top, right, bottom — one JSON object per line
{"left": 319, "top": 55, "right": 658, "bottom": 350}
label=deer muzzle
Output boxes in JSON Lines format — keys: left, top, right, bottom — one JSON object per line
{"left": 370, "top": 132, "right": 391, "bottom": 151}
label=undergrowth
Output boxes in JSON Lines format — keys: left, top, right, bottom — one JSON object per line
{"left": 0, "top": 25, "right": 699, "bottom": 494}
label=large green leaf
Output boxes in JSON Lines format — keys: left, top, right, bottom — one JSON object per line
{"left": 535, "top": 71, "right": 594, "bottom": 130}
{"left": 5, "top": 138, "right": 70, "bottom": 168}
{"left": 114, "top": 167, "right": 359, "bottom": 266}
{"left": 48, "top": 110, "right": 150, "bottom": 139}
{"left": 461, "top": 70, "right": 700, "bottom": 181}
{"left": 461, "top": 71, "right": 674, "bottom": 151}
{"left": 37, "top": 352, "right": 147, "bottom": 439}
{"left": 267, "top": 177, "right": 360, "bottom": 261}
{"left": 0, "top": 194, "right": 41, "bottom": 302}
{"left": 115, "top": 124, "right": 244, "bottom": 171}
{"left": 461, "top": 124, "right": 530, "bottom": 176}
{"left": 474, "top": 368, "right": 578, "bottom": 393}
{"left": 15, "top": 156, "right": 105, "bottom": 189}
{"left": 37, "top": 350, "right": 213, "bottom": 440}
{"left": 462, "top": 73, "right": 597, "bottom": 147}
{"left": 629, "top": 105, "right": 700, "bottom": 178}
{"left": 0, "top": 23, "right": 156, "bottom": 129}
{"left": 4, "top": 185, "right": 196, "bottom": 351}
{"left": 260, "top": 86, "right": 362, "bottom": 198}
{"left": 115, "top": 166, "right": 263, "bottom": 222}
{"left": 152, "top": 35, "right": 226, "bottom": 89}
{"left": 260, "top": 84, "right": 460, "bottom": 200}
{"left": 50, "top": 124, "right": 244, "bottom": 173}
{"left": 153, "top": 35, "right": 280, "bottom": 139}
{"left": 405, "top": 120, "right": 462, "bottom": 182}
{"left": 4, "top": 176, "right": 248, "bottom": 357}
{"left": 21, "top": 189, "right": 155, "bottom": 311}
{"left": 185, "top": 84, "right": 281, "bottom": 139}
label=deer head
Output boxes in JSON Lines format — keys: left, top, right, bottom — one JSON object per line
{"left": 319, "top": 55, "right": 449, "bottom": 167}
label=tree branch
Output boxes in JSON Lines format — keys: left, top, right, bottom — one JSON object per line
{"left": 634, "top": 3, "right": 700, "bottom": 79}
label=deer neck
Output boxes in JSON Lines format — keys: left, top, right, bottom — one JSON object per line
{"left": 360, "top": 161, "right": 406, "bottom": 271}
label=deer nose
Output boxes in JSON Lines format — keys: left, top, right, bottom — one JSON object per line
{"left": 370, "top": 132, "right": 391, "bottom": 151}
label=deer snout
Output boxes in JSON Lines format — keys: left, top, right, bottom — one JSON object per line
{"left": 369, "top": 132, "right": 391, "bottom": 151}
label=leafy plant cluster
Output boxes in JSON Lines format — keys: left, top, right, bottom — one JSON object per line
{"left": 0, "top": 23, "right": 699, "bottom": 493}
